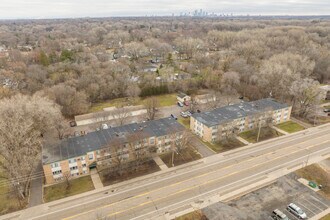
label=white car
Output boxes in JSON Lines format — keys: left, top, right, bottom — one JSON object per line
{"left": 287, "top": 203, "right": 307, "bottom": 219}
{"left": 180, "top": 111, "right": 188, "bottom": 118}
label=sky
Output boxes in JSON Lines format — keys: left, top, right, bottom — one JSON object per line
{"left": 0, "top": 0, "right": 329, "bottom": 19}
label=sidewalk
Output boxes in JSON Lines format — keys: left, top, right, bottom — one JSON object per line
{"left": 90, "top": 169, "right": 103, "bottom": 189}
{"left": 153, "top": 155, "right": 169, "bottom": 170}
{"left": 237, "top": 136, "right": 251, "bottom": 145}
{"left": 291, "top": 117, "right": 313, "bottom": 128}
{"left": 28, "top": 161, "right": 43, "bottom": 207}
{"left": 271, "top": 125, "right": 289, "bottom": 135}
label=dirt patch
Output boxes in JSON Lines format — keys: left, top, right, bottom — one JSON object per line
{"left": 295, "top": 163, "right": 330, "bottom": 199}
{"left": 159, "top": 147, "right": 201, "bottom": 167}
{"left": 100, "top": 160, "right": 161, "bottom": 186}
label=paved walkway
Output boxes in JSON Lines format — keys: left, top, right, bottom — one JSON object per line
{"left": 28, "top": 161, "right": 43, "bottom": 207}
{"left": 271, "top": 125, "right": 289, "bottom": 135}
{"left": 90, "top": 169, "right": 103, "bottom": 189}
{"left": 190, "top": 136, "right": 216, "bottom": 157}
{"left": 291, "top": 117, "right": 313, "bottom": 128}
{"left": 237, "top": 136, "right": 251, "bottom": 145}
{"left": 153, "top": 155, "right": 169, "bottom": 170}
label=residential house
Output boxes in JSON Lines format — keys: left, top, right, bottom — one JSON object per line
{"left": 190, "top": 98, "right": 292, "bottom": 143}
{"left": 43, "top": 117, "right": 185, "bottom": 184}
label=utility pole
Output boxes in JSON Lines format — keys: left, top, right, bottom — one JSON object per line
{"left": 256, "top": 120, "right": 262, "bottom": 143}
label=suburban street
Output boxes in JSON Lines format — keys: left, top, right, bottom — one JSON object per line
{"left": 2, "top": 124, "right": 330, "bottom": 220}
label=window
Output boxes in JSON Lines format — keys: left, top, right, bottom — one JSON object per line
{"left": 88, "top": 154, "right": 94, "bottom": 160}
{"left": 52, "top": 170, "right": 62, "bottom": 175}
{"left": 68, "top": 158, "right": 76, "bottom": 164}
{"left": 150, "top": 137, "right": 155, "bottom": 145}
{"left": 81, "top": 156, "right": 85, "bottom": 160}
{"left": 96, "top": 150, "right": 100, "bottom": 155}
{"left": 70, "top": 166, "right": 78, "bottom": 170}
{"left": 51, "top": 162, "right": 60, "bottom": 168}
{"left": 82, "top": 163, "right": 86, "bottom": 167}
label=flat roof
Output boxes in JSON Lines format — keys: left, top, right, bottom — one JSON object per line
{"left": 43, "top": 117, "right": 185, "bottom": 165}
{"left": 192, "top": 98, "right": 289, "bottom": 127}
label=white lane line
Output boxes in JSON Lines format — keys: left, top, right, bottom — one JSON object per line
{"left": 301, "top": 198, "right": 324, "bottom": 212}
{"left": 309, "top": 195, "right": 329, "bottom": 209}
{"left": 128, "top": 147, "right": 330, "bottom": 220}
{"left": 296, "top": 202, "right": 316, "bottom": 215}
{"left": 28, "top": 136, "right": 330, "bottom": 220}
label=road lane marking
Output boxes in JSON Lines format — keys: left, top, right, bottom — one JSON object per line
{"left": 62, "top": 141, "right": 330, "bottom": 220}
{"left": 129, "top": 147, "right": 330, "bottom": 220}
{"left": 27, "top": 129, "right": 330, "bottom": 220}
{"left": 309, "top": 195, "right": 329, "bottom": 208}
{"left": 301, "top": 198, "right": 324, "bottom": 212}
{"left": 296, "top": 202, "right": 316, "bottom": 215}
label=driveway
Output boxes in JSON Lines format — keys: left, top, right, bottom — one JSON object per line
{"left": 28, "top": 161, "right": 43, "bottom": 207}
{"left": 190, "top": 136, "right": 216, "bottom": 157}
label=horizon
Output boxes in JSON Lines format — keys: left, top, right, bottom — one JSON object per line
{"left": 1, "top": 0, "right": 330, "bottom": 19}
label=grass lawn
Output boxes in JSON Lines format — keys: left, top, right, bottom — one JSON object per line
{"left": 100, "top": 160, "right": 160, "bottom": 186}
{"left": 0, "top": 182, "right": 26, "bottom": 215}
{"left": 178, "top": 117, "right": 190, "bottom": 129}
{"left": 89, "top": 93, "right": 178, "bottom": 113}
{"left": 44, "top": 175, "right": 95, "bottom": 202}
{"left": 175, "top": 210, "right": 207, "bottom": 220}
{"left": 275, "top": 121, "right": 305, "bottom": 133}
{"left": 321, "top": 214, "right": 330, "bottom": 220}
{"left": 206, "top": 138, "right": 246, "bottom": 153}
{"left": 239, "top": 127, "right": 283, "bottom": 143}
{"left": 160, "top": 147, "right": 201, "bottom": 167}
{"left": 295, "top": 164, "right": 330, "bottom": 199}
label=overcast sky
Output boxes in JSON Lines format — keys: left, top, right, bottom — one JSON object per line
{"left": 0, "top": 0, "right": 329, "bottom": 19}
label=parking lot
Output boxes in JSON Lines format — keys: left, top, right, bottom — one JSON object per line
{"left": 266, "top": 193, "right": 329, "bottom": 220}
{"left": 203, "top": 173, "right": 330, "bottom": 220}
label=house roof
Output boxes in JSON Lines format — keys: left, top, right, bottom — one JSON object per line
{"left": 177, "top": 93, "right": 189, "bottom": 98}
{"left": 192, "top": 98, "right": 289, "bottom": 127}
{"left": 43, "top": 117, "right": 185, "bottom": 165}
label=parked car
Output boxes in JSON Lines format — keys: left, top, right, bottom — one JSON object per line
{"left": 177, "top": 101, "right": 184, "bottom": 107}
{"left": 324, "top": 108, "right": 330, "bottom": 113}
{"left": 180, "top": 112, "right": 188, "bottom": 118}
{"left": 101, "top": 124, "right": 109, "bottom": 129}
{"left": 170, "top": 114, "right": 178, "bottom": 120}
{"left": 287, "top": 203, "right": 307, "bottom": 219}
{"left": 69, "top": 121, "right": 77, "bottom": 127}
{"left": 186, "top": 111, "right": 192, "bottom": 117}
{"left": 239, "top": 96, "right": 244, "bottom": 100}
{"left": 197, "top": 109, "right": 201, "bottom": 113}
{"left": 271, "top": 209, "right": 290, "bottom": 220}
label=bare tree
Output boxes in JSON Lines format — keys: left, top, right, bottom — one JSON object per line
{"left": 62, "top": 171, "right": 72, "bottom": 189}
{"left": 144, "top": 97, "right": 159, "bottom": 120}
{"left": 111, "top": 107, "right": 131, "bottom": 126}
{"left": 0, "top": 94, "right": 62, "bottom": 200}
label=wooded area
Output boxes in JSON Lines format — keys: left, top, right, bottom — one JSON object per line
{"left": 0, "top": 18, "right": 328, "bottom": 119}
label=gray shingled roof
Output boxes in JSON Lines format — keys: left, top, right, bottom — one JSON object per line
{"left": 43, "top": 117, "right": 185, "bottom": 164}
{"left": 192, "top": 98, "right": 289, "bottom": 128}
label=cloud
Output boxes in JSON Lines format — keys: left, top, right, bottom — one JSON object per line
{"left": 0, "top": 0, "right": 329, "bottom": 19}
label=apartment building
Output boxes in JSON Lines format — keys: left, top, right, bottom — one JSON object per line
{"left": 43, "top": 117, "right": 185, "bottom": 184}
{"left": 190, "top": 98, "right": 292, "bottom": 143}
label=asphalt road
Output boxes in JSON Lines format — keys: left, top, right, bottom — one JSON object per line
{"left": 3, "top": 124, "right": 330, "bottom": 220}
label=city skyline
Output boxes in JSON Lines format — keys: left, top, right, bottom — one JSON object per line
{"left": 0, "top": 0, "right": 330, "bottom": 19}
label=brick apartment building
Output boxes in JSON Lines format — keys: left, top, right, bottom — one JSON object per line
{"left": 43, "top": 117, "right": 185, "bottom": 184}
{"left": 190, "top": 98, "right": 292, "bottom": 143}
